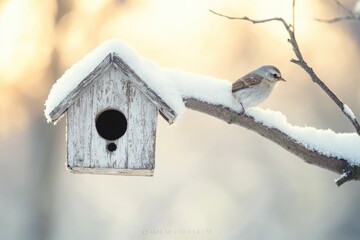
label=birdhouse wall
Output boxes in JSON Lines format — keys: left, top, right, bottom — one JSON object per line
{"left": 67, "top": 65, "right": 158, "bottom": 176}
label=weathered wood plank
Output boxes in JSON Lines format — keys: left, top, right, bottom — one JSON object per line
{"left": 69, "top": 167, "right": 153, "bottom": 176}
{"left": 127, "top": 78, "right": 157, "bottom": 169}
{"left": 90, "top": 65, "right": 129, "bottom": 169}
{"left": 67, "top": 83, "right": 94, "bottom": 168}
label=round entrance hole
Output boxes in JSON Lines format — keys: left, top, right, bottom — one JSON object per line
{"left": 95, "top": 109, "right": 127, "bottom": 141}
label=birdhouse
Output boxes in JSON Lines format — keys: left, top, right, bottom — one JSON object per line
{"left": 44, "top": 42, "right": 181, "bottom": 176}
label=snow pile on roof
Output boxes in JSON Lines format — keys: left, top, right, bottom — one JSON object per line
{"left": 44, "top": 39, "right": 237, "bottom": 122}
{"left": 248, "top": 108, "right": 360, "bottom": 165}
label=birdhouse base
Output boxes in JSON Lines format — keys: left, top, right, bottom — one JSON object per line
{"left": 67, "top": 166, "right": 154, "bottom": 176}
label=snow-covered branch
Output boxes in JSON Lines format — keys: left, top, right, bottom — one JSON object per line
{"left": 184, "top": 98, "right": 360, "bottom": 186}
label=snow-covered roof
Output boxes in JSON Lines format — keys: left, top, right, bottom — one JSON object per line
{"left": 45, "top": 41, "right": 177, "bottom": 124}
{"left": 45, "top": 39, "right": 236, "bottom": 124}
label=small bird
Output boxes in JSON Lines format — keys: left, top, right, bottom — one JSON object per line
{"left": 232, "top": 65, "right": 286, "bottom": 113}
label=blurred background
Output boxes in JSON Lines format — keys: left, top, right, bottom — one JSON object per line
{"left": 1, "top": 0, "right": 360, "bottom": 239}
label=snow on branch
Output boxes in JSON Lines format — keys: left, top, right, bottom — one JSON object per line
{"left": 184, "top": 98, "right": 360, "bottom": 186}
{"left": 175, "top": 66, "right": 360, "bottom": 186}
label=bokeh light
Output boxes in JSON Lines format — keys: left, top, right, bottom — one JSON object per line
{"left": 1, "top": 0, "right": 360, "bottom": 239}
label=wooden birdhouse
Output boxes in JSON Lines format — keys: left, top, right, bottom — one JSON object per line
{"left": 45, "top": 43, "right": 181, "bottom": 176}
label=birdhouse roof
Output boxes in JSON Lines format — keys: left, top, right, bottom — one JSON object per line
{"left": 44, "top": 40, "right": 187, "bottom": 124}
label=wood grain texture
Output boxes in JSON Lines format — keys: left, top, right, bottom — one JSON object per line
{"left": 67, "top": 65, "right": 157, "bottom": 175}
{"left": 67, "top": 83, "right": 94, "bottom": 169}
{"left": 90, "top": 64, "right": 129, "bottom": 169}
{"left": 127, "top": 77, "right": 158, "bottom": 169}
{"left": 69, "top": 167, "right": 153, "bottom": 176}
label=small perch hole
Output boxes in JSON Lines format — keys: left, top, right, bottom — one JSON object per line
{"left": 107, "top": 143, "right": 117, "bottom": 152}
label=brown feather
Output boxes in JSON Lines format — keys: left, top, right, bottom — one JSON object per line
{"left": 232, "top": 73, "right": 263, "bottom": 92}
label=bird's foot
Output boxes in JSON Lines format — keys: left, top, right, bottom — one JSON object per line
{"left": 227, "top": 107, "right": 245, "bottom": 124}
{"left": 240, "top": 103, "right": 246, "bottom": 115}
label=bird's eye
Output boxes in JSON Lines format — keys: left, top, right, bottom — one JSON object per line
{"left": 272, "top": 73, "right": 279, "bottom": 78}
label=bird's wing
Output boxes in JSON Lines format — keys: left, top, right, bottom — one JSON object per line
{"left": 232, "top": 73, "right": 263, "bottom": 92}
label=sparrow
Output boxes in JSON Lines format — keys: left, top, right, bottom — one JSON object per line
{"left": 232, "top": 65, "right": 286, "bottom": 113}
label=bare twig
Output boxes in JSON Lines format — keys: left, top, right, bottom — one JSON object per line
{"left": 335, "top": 0, "right": 356, "bottom": 18}
{"left": 209, "top": 9, "right": 360, "bottom": 135}
{"left": 209, "top": 10, "right": 287, "bottom": 26}
{"left": 292, "top": 0, "right": 296, "bottom": 31}
{"left": 314, "top": 16, "right": 357, "bottom": 23}
{"left": 335, "top": 171, "right": 353, "bottom": 186}
{"left": 315, "top": 0, "right": 359, "bottom": 23}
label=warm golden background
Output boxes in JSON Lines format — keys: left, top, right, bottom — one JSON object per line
{"left": 1, "top": 0, "right": 360, "bottom": 239}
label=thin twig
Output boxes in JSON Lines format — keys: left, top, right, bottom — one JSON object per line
{"left": 292, "top": 0, "right": 296, "bottom": 31}
{"left": 335, "top": 0, "right": 356, "bottom": 18}
{"left": 314, "top": 16, "right": 357, "bottom": 23}
{"left": 315, "top": 0, "right": 359, "bottom": 23}
{"left": 335, "top": 171, "right": 353, "bottom": 186}
{"left": 209, "top": 9, "right": 360, "bottom": 136}
{"left": 209, "top": 10, "right": 286, "bottom": 25}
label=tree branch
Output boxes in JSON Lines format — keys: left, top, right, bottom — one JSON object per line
{"left": 209, "top": 9, "right": 360, "bottom": 135}
{"left": 314, "top": 16, "right": 357, "bottom": 23}
{"left": 292, "top": 0, "right": 296, "bottom": 31}
{"left": 335, "top": 0, "right": 356, "bottom": 17}
{"left": 184, "top": 98, "right": 360, "bottom": 186}
{"left": 209, "top": 10, "right": 288, "bottom": 27}
{"left": 335, "top": 171, "right": 353, "bottom": 186}
{"left": 315, "top": 0, "right": 359, "bottom": 23}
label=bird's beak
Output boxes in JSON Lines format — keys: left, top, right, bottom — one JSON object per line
{"left": 278, "top": 77, "right": 286, "bottom": 82}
